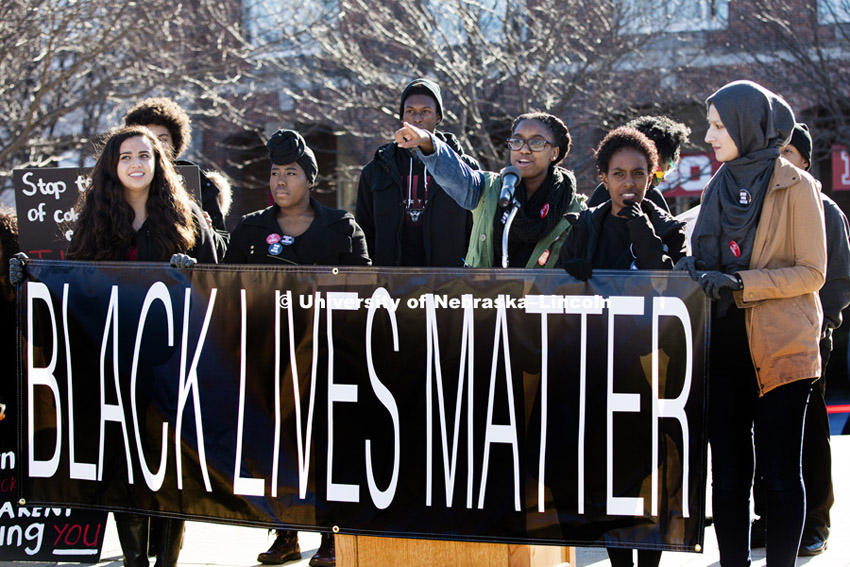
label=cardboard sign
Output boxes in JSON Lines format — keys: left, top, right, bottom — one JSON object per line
{"left": 13, "top": 166, "right": 202, "bottom": 259}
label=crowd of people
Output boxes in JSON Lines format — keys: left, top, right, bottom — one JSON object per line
{"left": 8, "top": 77, "right": 850, "bottom": 567}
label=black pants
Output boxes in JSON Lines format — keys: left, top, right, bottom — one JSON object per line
{"left": 709, "top": 305, "right": 811, "bottom": 567}
{"left": 754, "top": 356, "right": 833, "bottom": 541}
{"left": 606, "top": 547, "right": 662, "bottom": 567}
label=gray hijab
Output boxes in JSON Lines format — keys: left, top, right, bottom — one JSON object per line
{"left": 692, "top": 80, "right": 795, "bottom": 275}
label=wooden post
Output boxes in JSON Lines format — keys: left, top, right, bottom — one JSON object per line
{"left": 336, "top": 534, "right": 576, "bottom": 567}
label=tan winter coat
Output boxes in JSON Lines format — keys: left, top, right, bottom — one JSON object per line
{"left": 734, "top": 158, "right": 826, "bottom": 395}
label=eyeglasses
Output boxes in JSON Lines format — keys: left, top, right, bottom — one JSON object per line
{"left": 506, "top": 138, "right": 553, "bottom": 152}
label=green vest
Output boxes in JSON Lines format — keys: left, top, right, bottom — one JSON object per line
{"left": 465, "top": 172, "right": 585, "bottom": 268}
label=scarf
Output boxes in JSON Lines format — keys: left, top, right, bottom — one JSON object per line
{"left": 492, "top": 165, "right": 576, "bottom": 254}
{"left": 692, "top": 80, "right": 795, "bottom": 274}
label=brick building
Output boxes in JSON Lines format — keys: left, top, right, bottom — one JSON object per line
{"left": 197, "top": 0, "right": 850, "bottom": 226}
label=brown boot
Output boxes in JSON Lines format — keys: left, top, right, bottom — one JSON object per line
{"left": 309, "top": 533, "right": 335, "bottom": 567}
{"left": 257, "top": 530, "right": 301, "bottom": 565}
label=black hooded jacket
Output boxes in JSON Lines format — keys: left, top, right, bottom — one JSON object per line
{"left": 355, "top": 131, "right": 480, "bottom": 267}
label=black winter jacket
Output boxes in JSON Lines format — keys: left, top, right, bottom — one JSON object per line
{"left": 131, "top": 202, "right": 218, "bottom": 263}
{"left": 556, "top": 199, "right": 687, "bottom": 270}
{"left": 355, "top": 131, "right": 479, "bottom": 267}
{"left": 223, "top": 199, "right": 370, "bottom": 266}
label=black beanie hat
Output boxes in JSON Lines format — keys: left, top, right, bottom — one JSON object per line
{"left": 266, "top": 129, "right": 318, "bottom": 185}
{"left": 399, "top": 78, "right": 443, "bottom": 123}
{"left": 789, "top": 123, "right": 813, "bottom": 171}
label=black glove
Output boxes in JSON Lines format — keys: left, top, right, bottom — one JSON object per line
{"left": 619, "top": 199, "right": 645, "bottom": 221}
{"left": 698, "top": 270, "right": 743, "bottom": 300}
{"left": 563, "top": 258, "right": 593, "bottom": 281}
{"left": 9, "top": 252, "right": 28, "bottom": 286}
{"left": 673, "top": 256, "right": 705, "bottom": 280}
{"left": 170, "top": 253, "right": 197, "bottom": 268}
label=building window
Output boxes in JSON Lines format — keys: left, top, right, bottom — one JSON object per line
{"left": 617, "top": 0, "right": 728, "bottom": 34}
{"left": 425, "top": 0, "right": 514, "bottom": 45}
{"left": 242, "top": 0, "right": 338, "bottom": 46}
{"left": 818, "top": 0, "right": 850, "bottom": 23}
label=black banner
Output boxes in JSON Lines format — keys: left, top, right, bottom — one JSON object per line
{"left": 20, "top": 261, "right": 708, "bottom": 551}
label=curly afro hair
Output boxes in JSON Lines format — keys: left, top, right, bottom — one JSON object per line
{"left": 595, "top": 126, "right": 659, "bottom": 175}
{"left": 123, "top": 97, "right": 192, "bottom": 159}
{"left": 625, "top": 115, "right": 691, "bottom": 165}
{"left": 510, "top": 112, "right": 571, "bottom": 165}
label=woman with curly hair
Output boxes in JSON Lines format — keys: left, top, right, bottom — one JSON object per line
{"left": 394, "top": 111, "right": 584, "bottom": 268}
{"left": 556, "top": 126, "right": 687, "bottom": 283}
{"left": 67, "top": 124, "right": 216, "bottom": 567}
{"left": 556, "top": 126, "right": 686, "bottom": 567}
{"left": 587, "top": 115, "right": 692, "bottom": 213}
{"left": 68, "top": 125, "right": 216, "bottom": 264}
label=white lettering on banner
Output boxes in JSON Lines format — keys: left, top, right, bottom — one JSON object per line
{"left": 97, "top": 287, "right": 134, "bottom": 483}
{"left": 131, "top": 283, "right": 172, "bottom": 492}
{"left": 607, "top": 297, "right": 645, "bottom": 516}
{"left": 652, "top": 297, "right": 692, "bottom": 518}
{"left": 524, "top": 295, "right": 562, "bottom": 513}
{"left": 234, "top": 289, "right": 264, "bottom": 496}
{"left": 279, "top": 290, "right": 319, "bottom": 500}
{"left": 175, "top": 288, "right": 215, "bottom": 492}
{"left": 27, "top": 282, "right": 62, "bottom": 479}
{"left": 842, "top": 150, "right": 850, "bottom": 186}
{"left": 326, "top": 292, "right": 361, "bottom": 503}
{"left": 64, "top": 283, "right": 96, "bottom": 482}
{"left": 364, "top": 287, "right": 401, "bottom": 509}
{"left": 425, "top": 293, "right": 475, "bottom": 509}
{"left": 25, "top": 282, "right": 696, "bottom": 519}
{"left": 477, "top": 297, "right": 521, "bottom": 512}
{"left": 525, "top": 295, "right": 605, "bottom": 514}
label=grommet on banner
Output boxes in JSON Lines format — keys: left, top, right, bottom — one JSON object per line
{"left": 695, "top": 544, "right": 702, "bottom": 552}
{"left": 18, "top": 499, "right": 25, "bottom": 505}
{"left": 332, "top": 268, "right": 339, "bottom": 275}
{"left": 332, "top": 525, "right": 340, "bottom": 533}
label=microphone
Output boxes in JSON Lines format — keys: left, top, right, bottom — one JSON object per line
{"left": 498, "top": 165, "right": 521, "bottom": 208}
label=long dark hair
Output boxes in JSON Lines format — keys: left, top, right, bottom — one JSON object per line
{"left": 68, "top": 126, "right": 196, "bottom": 261}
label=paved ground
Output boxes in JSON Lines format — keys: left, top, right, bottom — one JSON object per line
{"left": 10, "top": 418, "right": 850, "bottom": 567}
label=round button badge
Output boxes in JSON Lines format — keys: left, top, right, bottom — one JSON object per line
{"left": 266, "top": 233, "right": 281, "bottom": 245}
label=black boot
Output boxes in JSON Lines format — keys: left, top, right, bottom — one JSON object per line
{"left": 152, "top": 518, "right": 185, "bottom": 567}
{"left": 309, "top": 533, "right": 335, "bottom": 567}
{"left": 258, "top": 529, "right": 301, "bottom": 565}
{"left": 114, "top": 513, "right": 150, "bottom": 567}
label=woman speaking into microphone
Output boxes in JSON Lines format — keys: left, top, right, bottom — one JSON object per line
{"left": 395, "top": 112, "right": 585, "bottom": 268}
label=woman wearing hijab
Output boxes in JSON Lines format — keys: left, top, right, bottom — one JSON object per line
{"left": 676, "top": 80, "right": 826, "bottom": 566}
{"left": 393, "top": 111, "right": 584, "bottom": 268}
